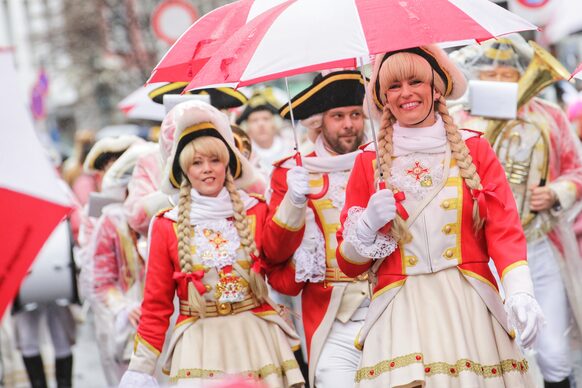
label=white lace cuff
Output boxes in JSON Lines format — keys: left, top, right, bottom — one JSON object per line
{"left": 343, "top": 207, "right": 397, "bottom": 260}
{"left": 294, "top": 225, "right": 326, "bottom": 283}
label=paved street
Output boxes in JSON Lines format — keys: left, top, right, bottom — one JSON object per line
{"left": 72, "top": 310, "right": 108, "bottom": 388}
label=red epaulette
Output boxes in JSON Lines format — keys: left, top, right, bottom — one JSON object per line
{"left": 359, "top": 141, "right": 377, "bottom": 153}
{"left": 272, "top": 151, "right": 317, "bottom": 168}
{"left": 358, "top": 141, "right": 372, "bottom": 151}
{"left": 155, "top": 207, "right": 173, "bottom": 217}
{"left": 459, "top": 127, "right": 484, "bottom": 137}
{"left": 272, "top": 153, "right": 296, "bottom": 168}
{"left": 249, "top": 193, "right": 266, "bottom": 202}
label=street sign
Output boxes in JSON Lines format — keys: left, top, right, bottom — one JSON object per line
{"left": 151, "top": 0, "right": 198, "bottom": 45}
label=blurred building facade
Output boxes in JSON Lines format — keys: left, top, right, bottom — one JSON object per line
{"left": 0, "top": 0, "right": 580, "bottom": 154}
{"left": 0, "top": 0, "right": 232, "bottom": 154}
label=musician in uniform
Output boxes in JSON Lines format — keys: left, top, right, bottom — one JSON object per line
{"left": 453, "top": 35, "right": 582, "bottom": 388}
{"left": 262, "top": 70, "right": 368, "bottom": 388}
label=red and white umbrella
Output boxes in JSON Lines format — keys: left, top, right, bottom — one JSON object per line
{"left": 0, "top": 49, "right": 71, "bottom": 316}
{"left": 118, "top": 83, "right": 167, "bottom": 122}
{"left": 186, "top": 0, "right": 538, "bottom": 90}
{"left": 571, "top": 62, "right": 582, "bottom": 81}
{"left": 148, "top": 0, "right": 288, "bottom": 84}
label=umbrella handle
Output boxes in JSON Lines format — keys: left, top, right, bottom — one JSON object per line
{"left": 377, "top": 181, "right": 393, "bottom": 234}
{"left": 294, "top": 152, "right": 329, "bottom": 200}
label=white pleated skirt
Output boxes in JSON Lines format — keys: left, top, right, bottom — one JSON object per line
{"left": 355, "top": 268, "right": 533, "bottom": 388}
{"left": 167, "top": 311, "right": 304, "bottom": 388}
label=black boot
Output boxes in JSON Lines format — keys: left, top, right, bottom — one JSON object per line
{"left": 55, "top": 355, "right": 73, "bottom": 388}
{"left": 294, "top": 348, "right": 310, "bottom": 388}
{"left": 22, "top": 355, "right": 47, "bottom": 388}
{"left": 545, "top": 377, "right": 571, "bottom": 388}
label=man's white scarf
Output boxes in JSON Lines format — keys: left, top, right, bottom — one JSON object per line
{"left": 280, "top": 134, "right": 360, "bottom": 172}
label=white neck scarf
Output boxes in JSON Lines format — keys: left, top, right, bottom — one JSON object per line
{"left": 363, "top": 114, "right": 478, "bottom": 156}
{"left": 165, "top": 187, "right": 258, "bottom": 224}
{"left": 279, "top": 134, "right": 360, "bottom": 173}
{"left": 392, "top": 115, "right": 447, "bottom": 156}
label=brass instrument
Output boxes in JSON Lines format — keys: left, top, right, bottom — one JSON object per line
{"left": 485, "top": 41, "right": 570, "bottom": 229}
{"left": 485, "top": 41, "right": 571, "bottom": 143}
{"left": 494, "top": 120, "right": 550, "bottom": 228}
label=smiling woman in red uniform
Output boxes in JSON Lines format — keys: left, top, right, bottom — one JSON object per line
{"left": 336, "top": 45, "right": 545, "bottom": 388}
{"left": 119, "top": 100, "right": 304, "bottom": 388}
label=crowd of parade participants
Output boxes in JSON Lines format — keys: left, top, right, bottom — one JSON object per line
{"left": 5, "top": 34, "right": 582, "bottom": 388}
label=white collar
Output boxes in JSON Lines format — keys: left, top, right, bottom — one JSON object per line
{"left": 278, "top": 134, "right": 360, "bottom": 173}
{"left": 165, "top": 187, "right": 258, "bottom": 224}
{"left": 392, "top": 115, "right": 447, "bottom": 156}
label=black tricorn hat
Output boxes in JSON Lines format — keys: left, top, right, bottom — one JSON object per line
{"left": 279, "top": 71, "right": 365, "bottom": 120}
{"left": 148, "top": 82, "right": 248, "bottom": 110}
{"left": 236, "top": 87, "right": 281, "bottom": 125}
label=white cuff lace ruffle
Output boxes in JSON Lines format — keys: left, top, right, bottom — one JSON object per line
{"left": 294, "top": 227, "right": 326, "bottom": 283}
{"left": 343, "top": 206, "right": 397, "bottom": 260}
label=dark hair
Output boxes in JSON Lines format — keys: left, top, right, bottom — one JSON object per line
{"left": 93, "top": 151, "right": 124, "bottom": 171}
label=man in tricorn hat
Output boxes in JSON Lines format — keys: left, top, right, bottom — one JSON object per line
{"left": 263, "top": 70, "right": 368, "bottom": 388}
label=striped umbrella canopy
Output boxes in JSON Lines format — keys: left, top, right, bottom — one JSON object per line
{"left": 148, "top": 0, "right": 288, "bottom": 84}
{"left": 186, "top": 0, "right": 538, "bottom": 90}
{"left": 0, "top": 49, "right": 71, "bottom": 316}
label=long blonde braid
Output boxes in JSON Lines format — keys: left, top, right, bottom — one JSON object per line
{"left": 375, "top": 104, "right": 413, "bottom": 244}
{"left": 177, "top": 179, "right": 207, "bottom": 317}
{"left": 437, "top": 95, "right": 484, "bottom": 230}
{"left": 224, "top": 172, "right": 269, "bottom": 302}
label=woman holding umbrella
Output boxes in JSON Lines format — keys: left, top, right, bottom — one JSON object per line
{"left": 336, "top": 45, "right": 544, "bottom": 387}
{"left": 119, "top": 100, "right": 303, "bottom": 388}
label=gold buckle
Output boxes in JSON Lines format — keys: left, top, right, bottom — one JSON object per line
{"left": 217, "top": 302, "right": 233, "bottom": 315}
{"left": 355, "top": 273, "right": 369, "bottom": 281}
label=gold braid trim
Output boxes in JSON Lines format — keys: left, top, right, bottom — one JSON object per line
{"left": 355, "top": 353, "right": 528, "bottom": 382}
{"left": 170, "top": 359, "right": 300, "bottom": 382}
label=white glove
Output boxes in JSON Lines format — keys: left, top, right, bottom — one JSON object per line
{"left": 356, "top": 190, "right": 396, "bottom": 244}
{"left": 119, "top": 370, "right": 159, "bottom": 388}
{"left": 502, "top": 265, "right": 545, "bottom": 349}
{"left": 115, "top": 302, "right": 141, "bottom": 332}
{"left": 115, "top": 307, "right": 130, "bottom": 332}
{"left": 505, "top": 292, "right": 545, "bottom": 349}
{"left": 286, "top": 166, "right": 310, "bottom": 205}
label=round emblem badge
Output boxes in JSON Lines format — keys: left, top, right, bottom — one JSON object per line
{"left": 516, "top": 0, "right": 550, "bottom": 8}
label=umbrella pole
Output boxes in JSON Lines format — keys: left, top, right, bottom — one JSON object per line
{"left": 284, "top": 76, "right": 329, "bottom": 200}
{"left": 284, "top": 77, "right": 301, "bottom": 155}
{"left": 359, "top": 57, "right": 385, "bottom": 186}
